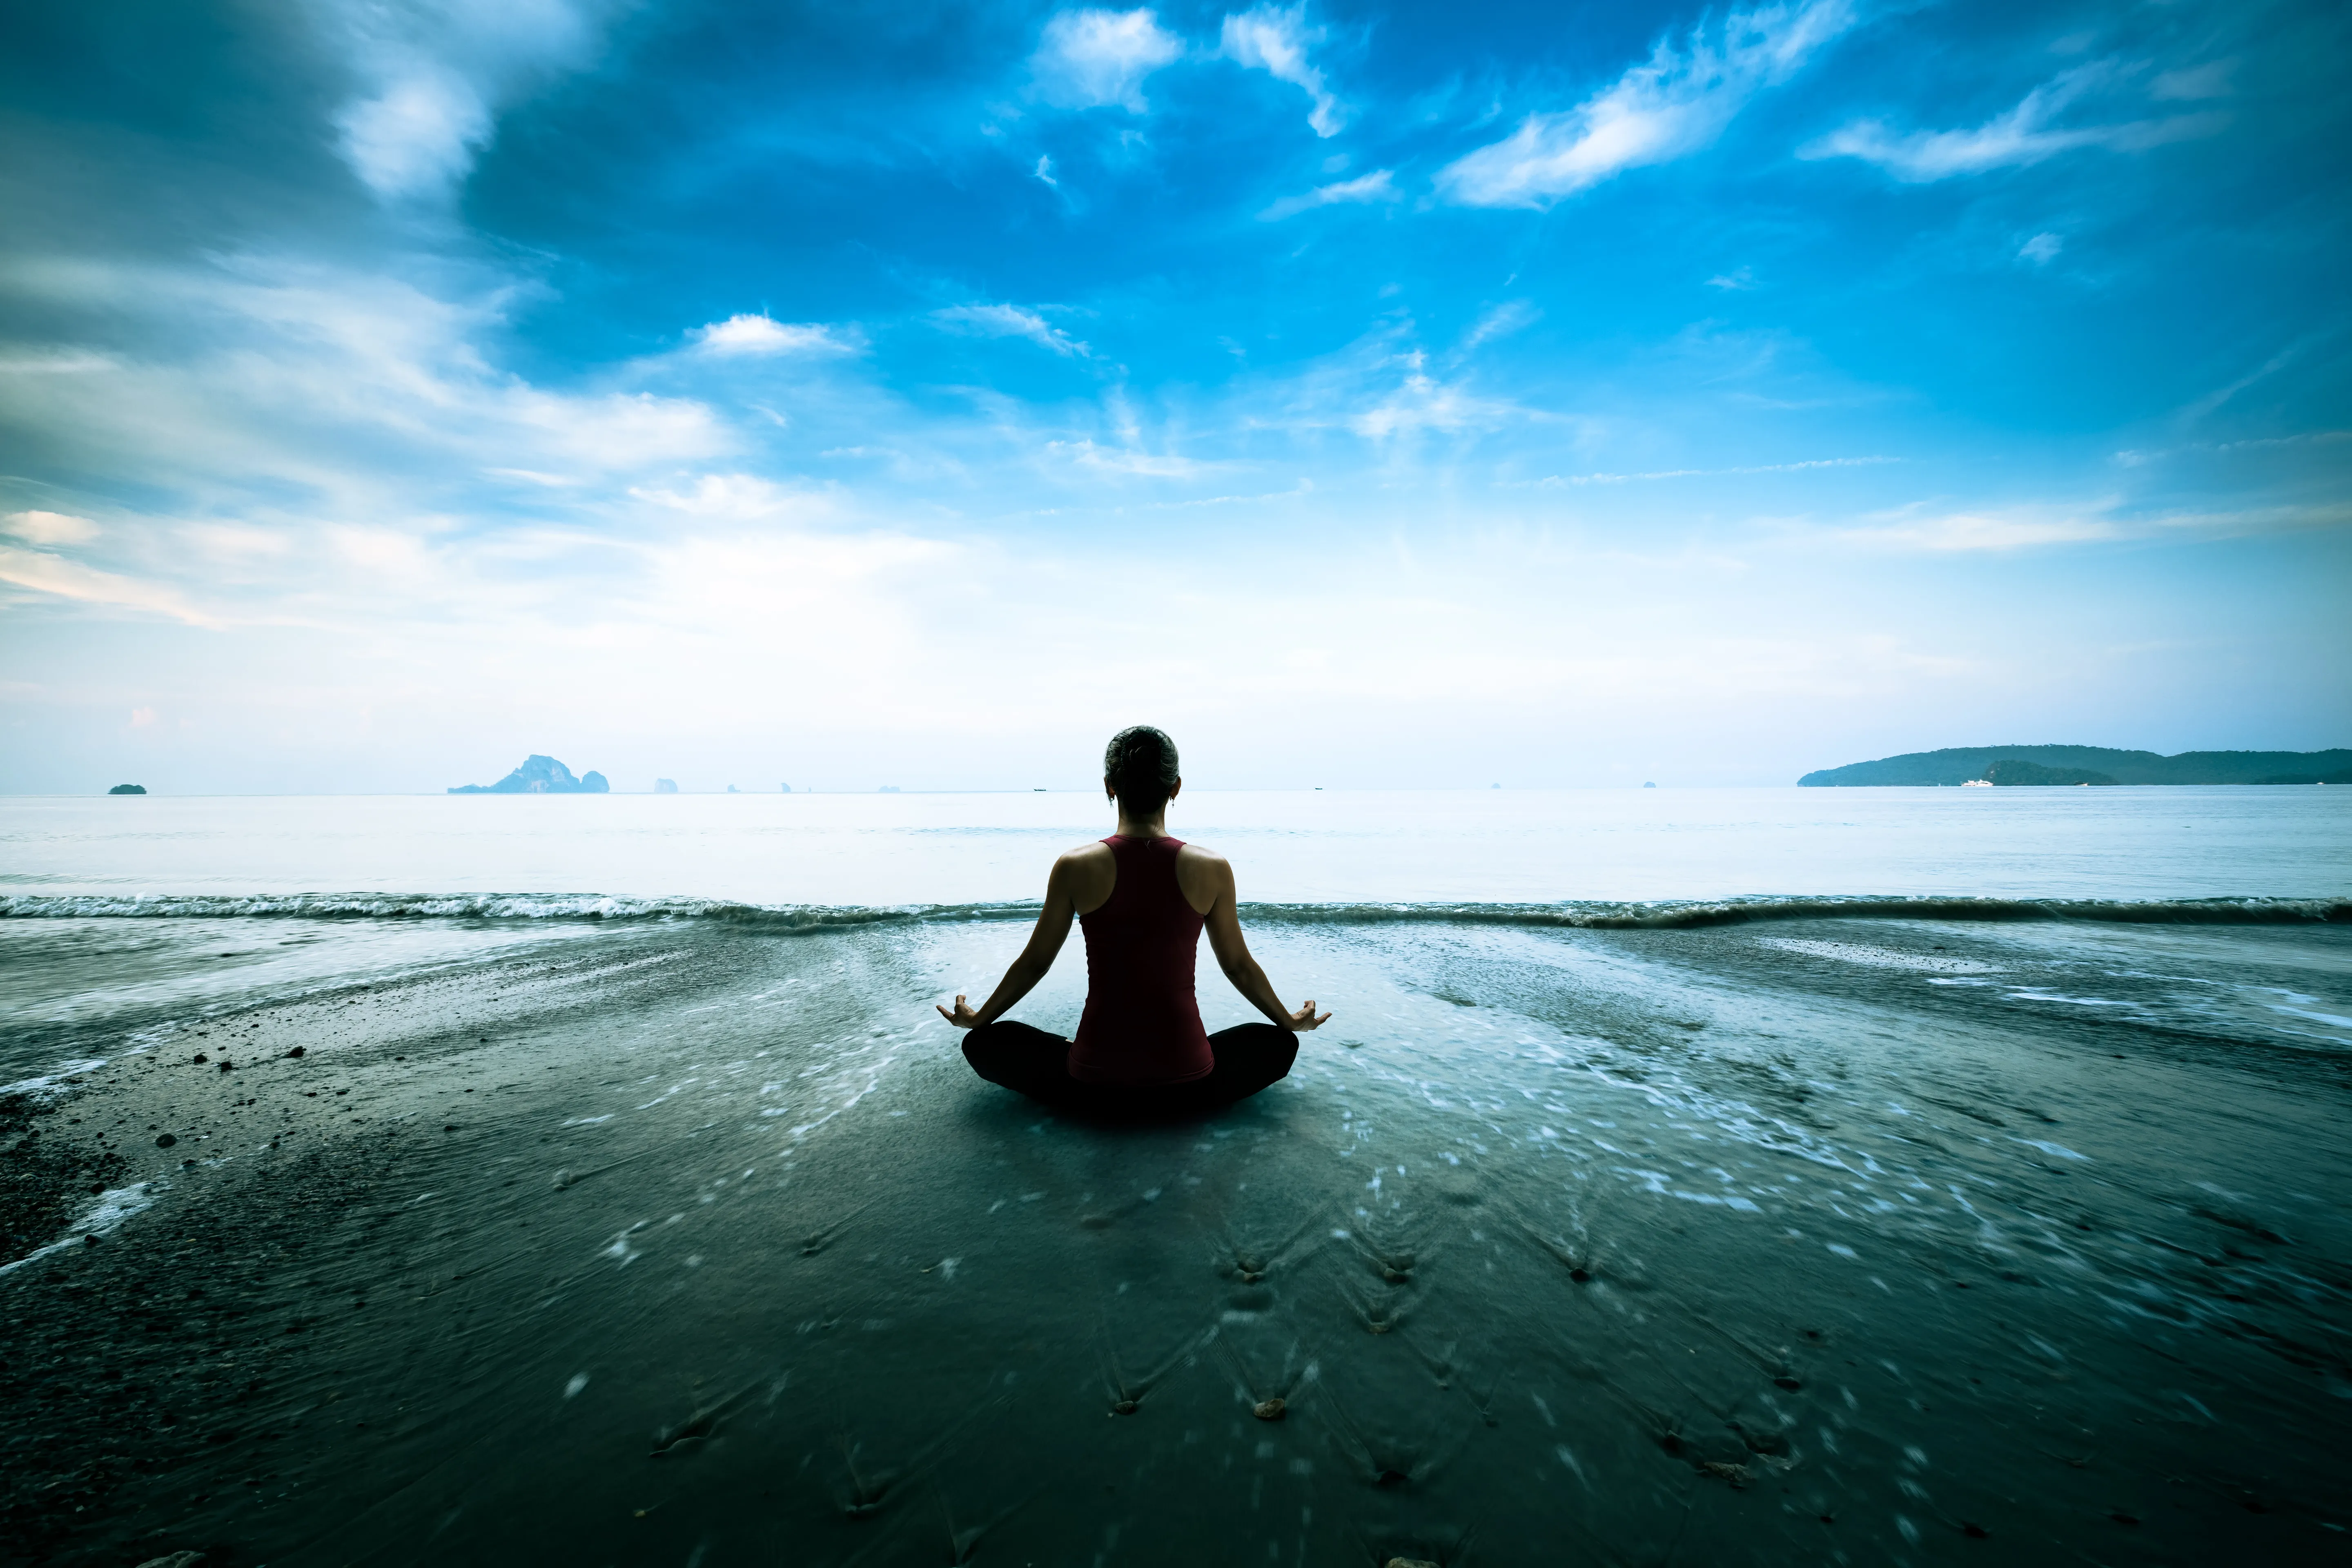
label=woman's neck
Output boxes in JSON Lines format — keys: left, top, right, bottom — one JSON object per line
{"left": 1113, "top": 808, "right": 1168, "bottom": 839}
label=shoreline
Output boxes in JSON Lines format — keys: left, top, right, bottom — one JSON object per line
{"left": 4, "top": 915, "right": 2349, "bottom": 1563}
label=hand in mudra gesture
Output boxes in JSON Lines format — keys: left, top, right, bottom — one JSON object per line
{"left": 1286, "top": 1001, "right": 1331, "bottom": 1031}
{"left": 936, "top": 994, "right": 984, "bottom": 1029}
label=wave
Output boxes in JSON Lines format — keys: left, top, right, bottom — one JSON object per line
{"left": 2, "top": 891, "right": 2344, "bottom": 929}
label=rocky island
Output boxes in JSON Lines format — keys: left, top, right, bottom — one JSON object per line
{"left": 1801, "top": 745, "right": 2352, "bottom": 786}
{"left": 447, "top": 755, "right": 610, "bottom": 794}
{"left": 106, "top": 784, "right": 146, "bottom": 795}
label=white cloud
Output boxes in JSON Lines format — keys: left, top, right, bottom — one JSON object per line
{"left": 688, "top": 315, "right": 855, "bottom": 357}
{"left": 0, "top": 255, "right": 731, "bottom": 512}
{"left": 1706, "top": 266, "right": 1758, "bottom": 290}
{"left": 2019, "top": 232, "right": 2062, "bottom": 264}
{"left": 1221, "top": 6, "right": 1345, "bottom": 137}
{"left": 1258, "top": 168, "right": 1397, "bottom": 220}
{"left": 335, "top": 68, "right": 494, "bottom": 201}
{"left": 1437, "top": 0, "right": 1855, "bottom": 207}
{"left": 1802, "top": 66, "right": 2228, "bottom": 181}
{"left": 931, "top": 304, "right": 1091, "bottom": 356}
{"left": 1034, "top": 154, "right": 1059, "bottom": 187}
{"left": 4, "top": 510, "right": 101, "bottom": 545}
{"left": 1032, "top": 8, "right": 1184, "bottom": 113}
{"left": 312, "top": 0, "right": 619, "bottom": 202}
{"left": 1350, "top": 356, "right": 1521, "bottom": 439}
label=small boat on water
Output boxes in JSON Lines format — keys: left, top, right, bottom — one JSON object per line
{"left": 1961, "top": 779, "right": 1993, "bottom": 788}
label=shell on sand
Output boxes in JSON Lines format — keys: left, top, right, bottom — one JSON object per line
{"left": 1252, "top": 1397, "right": 1286, "bottom": 1421}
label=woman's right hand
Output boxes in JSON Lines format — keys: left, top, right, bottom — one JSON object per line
{"left": 936, "top": 994, "right": 984, "bottom": 1029}
{"left": 1286, "top": 1001, "right": 1332, "bottom": 1031}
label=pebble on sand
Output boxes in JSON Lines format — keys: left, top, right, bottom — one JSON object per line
{"left": 286, "top": 1046, "right": 305, "bottom": 1058}
{"left": 1252, "top": 1398, "right": 1286, "bottom": 1421}
{"left": 156, "top": 1133, "right": 176, "bottom": 1148}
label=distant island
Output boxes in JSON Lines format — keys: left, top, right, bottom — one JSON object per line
{"left": 448, "top": 755, "right": 610, "bottom": 794}
{"left": 107, "top": 783, "right": 146, "bottom": 795}
{"left": 1801, "top": 746, "right": 2352, "bottom": 786}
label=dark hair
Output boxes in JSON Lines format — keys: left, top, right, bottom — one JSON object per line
{"left": 1104, "top": 725, "right": 1180, "bottom": 812}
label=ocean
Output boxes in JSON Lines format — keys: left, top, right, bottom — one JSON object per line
{"left": 3, "top": 787, "right": 2348, "bottom": 1564}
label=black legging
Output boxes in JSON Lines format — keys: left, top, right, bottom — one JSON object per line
{"left": 962, "top": 1020, "right": 1298, "bottom": 1116}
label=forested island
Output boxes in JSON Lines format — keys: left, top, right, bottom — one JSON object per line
{"left": 1799, "top": 746, "right": 2352, "bottom": 786}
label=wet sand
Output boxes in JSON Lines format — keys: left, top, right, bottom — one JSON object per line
{"left": 4, "top": 915, "right": 2350, "bottom": 1565}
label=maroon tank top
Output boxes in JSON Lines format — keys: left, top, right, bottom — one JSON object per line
{"left": 1069, "top": 835, "right": 1215, "bottom": 1085}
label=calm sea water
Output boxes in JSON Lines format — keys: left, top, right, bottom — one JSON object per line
{"left": 4, "top": 786, "right": 2348, "bottom": 907}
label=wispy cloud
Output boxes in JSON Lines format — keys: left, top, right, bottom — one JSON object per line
{"left": 1221, "top": 6, "right": 1345, "bottom": 137}
{"left": 1802, "top": 65, "right": 2228, "bottom": 181}
{"left": 2152, "top": 59, "right": 2236, "bottom": 101}
{"left": 1350, "top": 355, "right": 1523, "bottom": 439}
{"left": 1436, "top": 0, "right": 1855, "bottom": 207}
{"left": 688, "top": 315, "right": 855, "bottom": 357}
{"left": 1835, "top": 503, "right": 2122, "bottom": 552}
{"left": 0, "top": 543, "right": 221, "bottom": 626}
{"left": 1042, "top": 439, "right": 1203, "bottom": 477}
{"left": 2018, "top": 232, "right": 2062, "bottom": 265}
{"left": 930, "top": 303, "right": 1091, "bottom": 356}
{"left": 1258, "top": 168, "right": 1397, "bottom": 220}
{"left": 1532, "top": 455, "right": 1896, "bottom": 486}
{"left": 4, "top": 509, "right": 102, "bottom": 546}
{"left": 314, "top": 0, "right": 621, "bottom": 203}
{"left": 1032, "top": 7, "right": 1183, "bottom": 113}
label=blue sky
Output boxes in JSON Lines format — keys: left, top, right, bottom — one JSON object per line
{"left": 0, "top": 0, "right": 2345, "bottom": 791}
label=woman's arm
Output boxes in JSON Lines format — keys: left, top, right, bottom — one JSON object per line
{"left": 935, "top": 853, "right": 1083, "bottom": 1029}
{"left": 1199, "top": 855, "right": 1331, "bottom": 1031}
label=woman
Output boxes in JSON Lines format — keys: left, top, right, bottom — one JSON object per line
{"left": 938, "top": 726, "right": 1330, "bottom": 1112}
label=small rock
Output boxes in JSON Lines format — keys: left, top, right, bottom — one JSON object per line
{"left": 156, "top": 1133, "right": 178, "bottom": 1148}
{"left": 443, "top": 1123, "right": 459, "bottom": 1132}
{"left": 552, "top": 1170, "right": 574, "bottom": 1189}
{"left": 192, "top": 1054, "right": 207, "bottom": 1065}
{"left": 218, "top": 1060, "right": 234, "bottom": 1073}
{"left": 1252, "top": 1398, "right": 1286, "bottom": 1421}
{"left": 84, "top": 1234, "right": 100, "bottom": 1247}
{"left": 286, "top": 1046, "right": 305, "bottom": 1058}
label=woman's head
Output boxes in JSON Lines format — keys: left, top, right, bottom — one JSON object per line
{"left": 1103, "top": 725, "right": 1180, "bottom": 814}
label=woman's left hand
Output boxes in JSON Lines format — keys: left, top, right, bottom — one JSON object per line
{"left": 936, "top": 994, "right": 984, "bottom": 1029}
{"left": 1286, "top": 1001, "right": 1332, "bottom": 1031}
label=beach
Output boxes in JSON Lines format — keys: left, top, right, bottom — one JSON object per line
{"left": 3, "top": 790, "right": 2350, "bottom": 1564}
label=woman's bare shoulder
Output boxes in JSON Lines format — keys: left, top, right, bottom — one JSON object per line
{"left": 1173, "top": 840, "right": 1228, "bottom": 867}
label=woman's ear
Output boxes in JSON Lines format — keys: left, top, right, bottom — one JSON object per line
{"left": 1168, "top": 777, "right": 1182, "bottom": 801}
{"left": 1104, "top": 775, "right": 1117, "bottom": 802}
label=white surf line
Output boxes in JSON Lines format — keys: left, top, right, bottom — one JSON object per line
{"left": 1757, "top": 937, "right": 2000, "bottom": 973}
{"left": 0, "top": 1181, "right": 157, "bottom": 1276}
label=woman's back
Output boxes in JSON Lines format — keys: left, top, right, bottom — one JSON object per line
{"left": 1070, "top": 835, "right": 1214, "bottom": 1085}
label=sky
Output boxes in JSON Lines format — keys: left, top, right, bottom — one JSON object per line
{"left": 0, "top": 0, "right": 2346, "bottom": 793}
